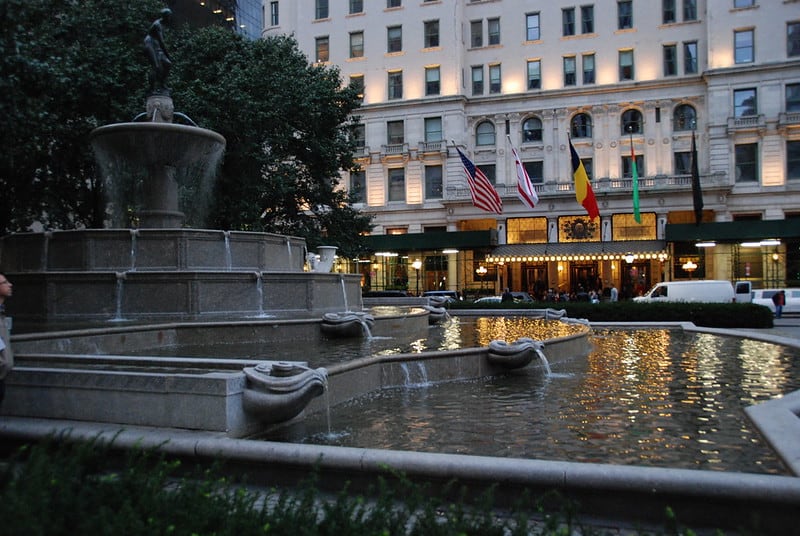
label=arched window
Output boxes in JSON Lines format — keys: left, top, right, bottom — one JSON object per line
{"left": 673, "top": 104, "right": 696, "bottom": 131}
{"left": 570, "top": 113, "right": 592, "bottom": 138}
{"left": 476, "top": 121, "right": 496, "bottom": 146}
{"left": 522, "top": 117, "right": 543, "bottom": 142}
{"left": 621, "top": 109, "right": 643, "bottom": 134}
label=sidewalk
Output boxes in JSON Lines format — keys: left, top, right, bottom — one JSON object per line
{"left": 726, "top": 316, "right": 800, "bottom": 348}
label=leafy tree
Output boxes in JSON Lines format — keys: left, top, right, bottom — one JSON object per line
{"left": 0, "top": 0, "right": 164, "bottom": 232}
{"left": 171, "top": 27, "right": 372, "bottom": 257}
{"left": 0, "top": 0, "right": 372, "bottom": 258}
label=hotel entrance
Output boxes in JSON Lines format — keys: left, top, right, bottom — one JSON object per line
{"left": 570, "top": 262, "right": 600, "bottom": 294}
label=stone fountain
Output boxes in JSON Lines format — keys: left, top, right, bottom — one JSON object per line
{"left": 0, "top": 12, "right": 361, "bottom": 434}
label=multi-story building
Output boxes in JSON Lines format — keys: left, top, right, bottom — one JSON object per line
{"left": 264, "top": 0, "right": 800, "bottom": 300}
{"left": 174, "top": 0, "right": 263, "bottom": 40}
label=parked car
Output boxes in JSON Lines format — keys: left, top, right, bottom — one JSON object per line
{"left": 422, "top": 290, "right": 459, "bottom": 303}
{"left": 752, "top": 288, "right": 800, "bottom": 314}
{"left": 510, "top": 291, "right": 534, "bottom": 302}
{"left": 473, "top": 296, "right": 502, "bottom": 304}
{"left": 633, "top": 280, "right": 737, "bottom": 303}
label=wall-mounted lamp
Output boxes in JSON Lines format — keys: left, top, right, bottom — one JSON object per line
{"left": 772, "top": 253, "right": 780, "bottom": 262}
{"left": 657, "top": 253, "right": 669, "bottom": 263}
{"left": 557, "top": 263, "right": 563, "bottom": 272}
{"left": 624, "top": 253, "right": 635, "bottom": 264}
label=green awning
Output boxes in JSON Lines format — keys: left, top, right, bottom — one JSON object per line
{"left": 665, "top": 220, "right": 800, "bottom": 242}
{"left": 364, "top": 230, "right": 497, "bottom": 252}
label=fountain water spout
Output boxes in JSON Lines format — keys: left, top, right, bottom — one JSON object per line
{"left": 242, "top": 362, "right": 327, "bottom": 424}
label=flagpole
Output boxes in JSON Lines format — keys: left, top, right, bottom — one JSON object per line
{"left": 630, "top": 131, "right": 641, "bottom": 223}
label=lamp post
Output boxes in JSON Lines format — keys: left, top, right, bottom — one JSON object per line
{"left": 476, "top": 265, "right": 487, "bottom": 293}
{"left": 412, "top": 259, "right": 422, "bottom": 296}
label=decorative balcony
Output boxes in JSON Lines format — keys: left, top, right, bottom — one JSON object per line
{"left": 380, "top": 143, "right": 409, "bottom": 162}
{"left": 444, "top": 172, "right": 729, "bottom": 203}
{"left": 778, "top": 111, "right": 800, "bottom": 131}
{"left": 727, "top": 114, "right": 765, "bottom": 134}
{"left": 418, "top": 140, "right": 446, "bottom": 154}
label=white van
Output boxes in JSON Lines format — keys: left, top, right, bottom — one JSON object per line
{"left": 751, "top": 288, "right": 800, "bottom": 314}
{"left": 634, "top": 280, "right": 746, "bottom": 303}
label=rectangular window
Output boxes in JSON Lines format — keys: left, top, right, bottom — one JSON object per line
{"left": 734, "top": 29, "right": 754, "bottom": 64}
{"left": 563, "top": 56, "right": 576, "bottom": 86}
{"left": 662, "top": 0, "right": 676, "bottom": 24}
{"left": 387, "top": 26, "right": 402, "bottom": 53}
{"left": 387, "top": 120, "right": 404, "bottom": 144}
{"left": 582, "top": 54, "right": 595, "bottom": 84}
{"left": 734, "top": 0, "right": 754, "bottom": 7}
{"left": 789, "top": 22, "right": 800, "bottom": 57}
{"left": 523, "top": 161, "right": 544, "bottom": 184}
{"left": 351, "top": 122, "right": 366, "bottom": 148}
{"left": 527, "top": 60, "right": 541, "bottom": 90}
{"left": 618, "top": 1, "right": 633, "bottom": 30}
{"left": 350, "top": 32, "right": 364, "bottom": 58}
{"left": 471, "top": 20, "right": 483, "bottom": 48}
{"left": 387, "top": 0, "right": 401, "bottom": 7}
{"left": 489, "top": 64, "right": 502, "bottom": 94}
{"left": 735, "top": 143, "right": 758, "bottom": 183}
{"left": 788, "top": 141, "right": 800, "bottom": 181}
{"left": 424, "top": 20, "right": 439, "bottom": 48}
{"left": 425, "top": 66, "right": 440, "bottom": 96}
{"left": 683, "top": 0, "right": 697, "bottom": 21}
{"left": 684, "top": 41, "right": 698, "bottom": 74}
{"left": 269, "top": 1, "right": 279, "bottom": 26}
{"left": 734, "top": 88, "right": 757, "bottom": 117}
{"left": 425, "top": 166, "right": 443, "bottom": 199}
{"left": 581, "top": 5, "right": 594, "bottom": 34}
{"left": 350, "top": 75, "right": 364, "bottom": 99}
{"left": 674, "top": 151, "right": 691, "bottom": 175}
{"left": 350, "top": 171, "right": 366, "bottom": 203}
{"left": 563, "top": 8, "right": 575, "bottom": 36}
{"left": 388, "top": 71, "right": 403, "bottom": 99}
{"left": 663, "top": 45, "right": 677, "bottom": 76}
{"left": 471, "top": 66, "right": 484, "bottom": 95}
{"left": 424, "top": 117, "right": 443, "bottom": 142}
{"left": 315, "top": 0, "right": 329, "bottom": 20}
{"left": 582, "top": 158, "right": 593, "bottom": 180}
{"left": 488, "top": 17, "right": 500, "bottom": 45}
{"left": 388, "top": 168, "right": 406, "bottom": 202}
{"left": 349, "top": 0, "right": 363, "bottom": 14}
{"left": 506, "top": 217, "right": 548, "bottom": 244}
{"left": 526, "top": 13, "right": 540, "bottom": 41}
{"left": 622, "top": 155, "right": 645, "bottom": 178}
{"left": 481, "top": 164, "right": 497, "bottom": 185}
{"left": 315, "top": 36, "right": 329, "bottom": 62}
{"left": 619, "top": 49, "right": 634, "bottom": 81}
{"left": 787, "top": 83, "right": 800, "bottom": 112}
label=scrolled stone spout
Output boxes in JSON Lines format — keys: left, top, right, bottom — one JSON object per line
{"left": 320, "top": 311, "right": 374, "bottom": 338}
{"left": 242, "top": 361, "right": 327, "bottom": 424}
{"left": 487, "top": 337, "right": 544, "bottom": 370}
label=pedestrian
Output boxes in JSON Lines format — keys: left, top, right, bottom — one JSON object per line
{"left": 610, "top": 284, "right": 619, "bottom": 302}
{"left": 772, "top": 290, "right": 786, "bottom": 319}
{"left": 501, "top": 287, "right": 513, "bottom": 303}
{"left": 0, "top": 272, "right": 13, "bottom": 407}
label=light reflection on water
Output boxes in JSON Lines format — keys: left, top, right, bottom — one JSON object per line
{"left": 264, "top": 327, "right": 800, "bottom": 475}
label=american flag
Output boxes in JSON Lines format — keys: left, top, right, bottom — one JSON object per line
{"left": 455, "top": 146, "right": 502, "bottom": 214}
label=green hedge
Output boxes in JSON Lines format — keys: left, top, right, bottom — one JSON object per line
{"left": 448, "top": 301, "right": 774, "bottom": 329}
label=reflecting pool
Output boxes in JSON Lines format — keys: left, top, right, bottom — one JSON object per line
{"left": 264, "top": 327, "right": 800, "bottom": 475}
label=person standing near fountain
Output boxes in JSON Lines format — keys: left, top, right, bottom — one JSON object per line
{"left": 0, "top": 272, "right": 13, "bottom": 406}
{"left": 144, "top": 8, "right": 173, "bottom": 95}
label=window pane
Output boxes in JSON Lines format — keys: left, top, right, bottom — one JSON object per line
{"left": 471, "top": 66, "right": 483, "bottom": 95}
{"left": 527, "top": 60, "right": 541, "bottom": 90}
{"left": 787, "top": 83, "right": 800, "bottom": 112}
{"left": 523, "top": 118, "right": 542, "bottom": 142}
{"left": 388, "top": 168, "right": 406, "bottom": 202}
{"left": 673, "top": 104, "right": 696, "bottom": 131}
{"left": 488, "top": 18, "right": 500, "bottom": 45}
{"left": 526, "top": 13, "right": 540, "bottom": 41}
{"left": 388, "top": 71, "right": 403, "bottom": 99}
{"left": 350, "top": 32, "right": 363, "bottom": 58}
{"left": 684, "top": 42, "right": 698, "bottom": 74}
{"left": 674, "top": 152, "right": 691, "bottom": 175}
{"left": 789, "top": 22, "right": 800, "bottom": 57}
{"left": 619, "top": 50, "right": 634, "bottom": 81}
{"left": 387, "top": 120, "right": 404, "bottom": 144}
{"left": 270, "top": 1, "right": 279, "bottom": 26}
{"left": 349, "top": 0, "right": 363, "bottom": 15}
{"left": 662, "top": 0, "right": 676, "bottom": 24}
{"left": 621, "top": 109, "right": 642, "bottom": 134}
{"left": 425, "top": 67, "right": 440, "bottom": 95}
{"left": 315, "top": 36, "right": 329, "bottom": 62}
{"left": 563, "top": 57, "right": 576, "bottom": 86}
{"left": 489, "top": 64, "right": 501, "bottom": 93}
{"left": 562, "top": 8, "right": 575, "bottom": 36}
{"left": 581, "top": 6, "right": 594, "bottom": 33}
{"left": 618, "top": 1, "right": 633, "bottom": 30}
{"left": 425, "top": 166, "right": 443, "bottom": 199}
{"left": 476, "top": 122, "right": 495, "bottom": 146}
{"left": 388, "top": 26, "right": 402, "bottom": 53}
{"left": 425, "top": 117, "right": 443, "bottom": 142}
{"left": 582, "top": 54, "right": 595, "bottom": 84}
{"left": 523, "top": 161, "right": 544, "bottom": 183}
{"left": 788, "top": 141, "right": 800, "bottom": 181}
{"left": 350, "top": 75, "right": 364, "bottom": 99}
{"left": 424, "top": 20, "right": 439, "bottom": 48}
{"left": 316, "top": 0, "right": 329, "bottom": 19}
{"left": 683, "top": 0, "right": 697, "bottom": 21}
{"left": 663, "top": 45, "right": 677, "bottom": 76}
{"left": 350, "top": 171, "right": 366, "bottom": 203}
{"left": 471, "top": 20, "right": 483, "bottom": 47}
{"left": 734, "top": 89, "right": 757, "bottom": 117}
{"left": 735, "top": 143, "right": 758, "bottom": 182}
{"left": 571, "top": 113, "right": 593, "bottom": 138}
{"left": 734, "top": 29, "right": 753, "bottom": 63}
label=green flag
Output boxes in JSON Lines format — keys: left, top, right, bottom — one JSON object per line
{"left": 630, "top": 136, "right": 641, "bottom": 223}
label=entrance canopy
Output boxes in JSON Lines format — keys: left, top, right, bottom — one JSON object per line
{"left": 486, "top": 240, "right": 667, "bottom": 263}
